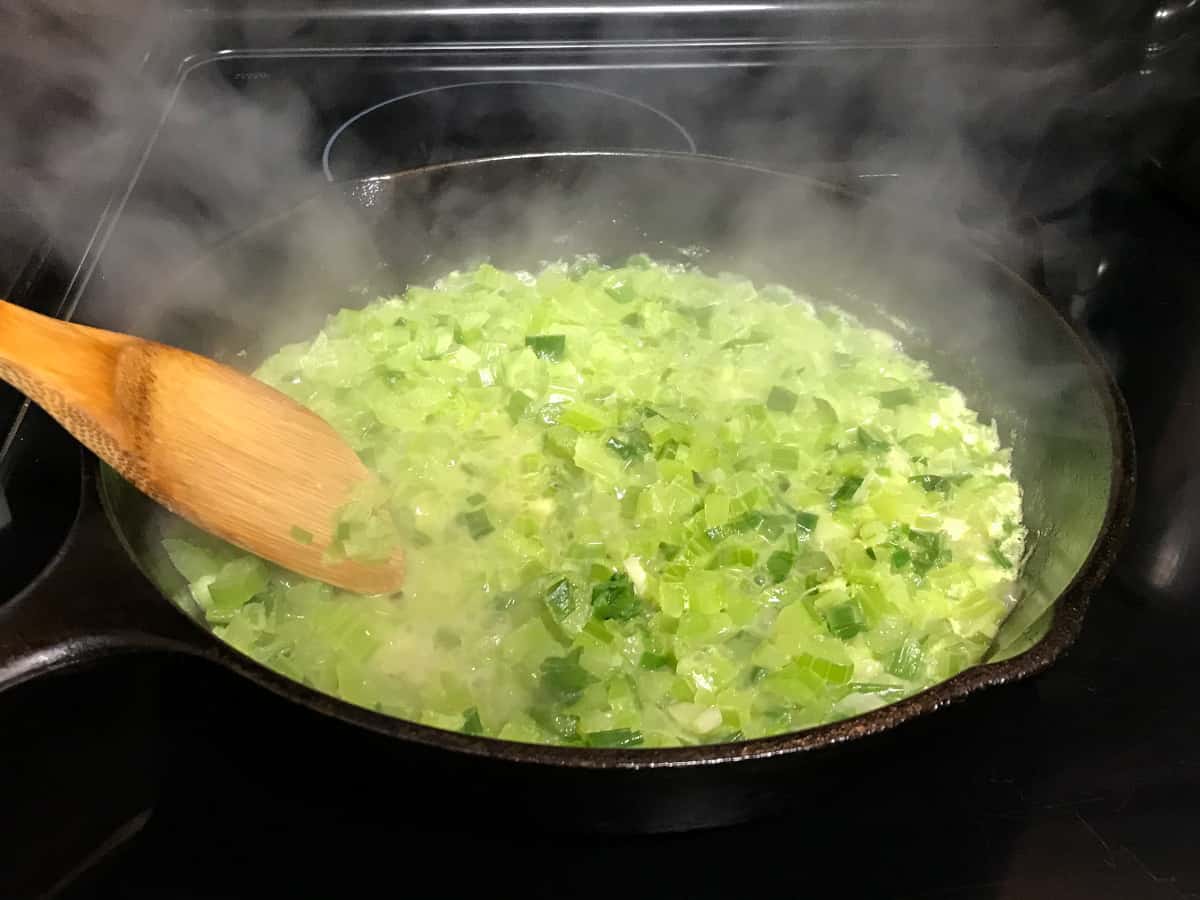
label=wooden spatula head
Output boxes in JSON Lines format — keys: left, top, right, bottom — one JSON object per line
{"left": 0, "top": 300, "right": 404, "bottom": 594}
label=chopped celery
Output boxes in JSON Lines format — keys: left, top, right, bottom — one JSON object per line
{"left": 158, "top": 257, "right": 1025, "bottom": 748}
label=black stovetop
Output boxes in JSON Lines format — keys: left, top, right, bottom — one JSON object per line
{"left": 2, "top": 3, "right": 1199, "bottom": 898}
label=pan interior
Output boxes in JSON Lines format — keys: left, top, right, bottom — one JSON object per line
{"left": 98, "top": 153, "right": 1117, "bottom": 720}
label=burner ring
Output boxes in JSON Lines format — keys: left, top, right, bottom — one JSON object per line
{"left": 321, "top": 79, "right": 697, "bottom": 182}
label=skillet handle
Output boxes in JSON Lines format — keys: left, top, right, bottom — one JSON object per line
{"left": 0, "top": 454, "right": 208, "bottom": 693}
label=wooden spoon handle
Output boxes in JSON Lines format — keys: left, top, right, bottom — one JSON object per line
{"left": 0, "top": 301, "right": 144, "bottom": 473}
{"left": 0, "top": 300, "right": 405, "bottom": 594}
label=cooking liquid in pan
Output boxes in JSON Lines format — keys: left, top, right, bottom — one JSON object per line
{"left": 158, "top": 256, "right": 1026, "bottom": 748}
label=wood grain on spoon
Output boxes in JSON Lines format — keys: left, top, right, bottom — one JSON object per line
{"left": 0, "top": 299, "right": 405, "bottom": 594}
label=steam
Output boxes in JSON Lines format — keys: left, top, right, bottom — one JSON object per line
{"left": 1, "top": 0, "right": 1141, "bottom": 619}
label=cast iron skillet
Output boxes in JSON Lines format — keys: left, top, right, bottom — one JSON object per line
{"left": 0, "top": 153, "right": 1134, "bottom": 832}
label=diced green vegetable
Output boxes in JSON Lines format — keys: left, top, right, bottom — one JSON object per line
{"left": 158, "top": 256, "right": 1025, "bottom": 749}
{"left": 767, "top": 550, "right": 795, "bottom": 583}
{"left": 767, "top": 386, "right": 799, "bottom": 413}
{"left": 585, "top": 728, "right": 644, "bottom": 748}
{"left": 460, "top": 508, "right": 495, "bottom": 540}
{"left": 592, "top": 573, "right": 641, "bottom": 621}
{"left": 879, "top": 388, "right": 916, "bottom": 408}
{"left": 831, "top": 476, "right": 864, "bottom": 508}
{"left": 461, "top": 707, "right": 484, "bottom": 735}
{"left": 540, "top": 648, "right": 596, "bottom": 704}
{"left": 525, "top": 334, "right": 566, "bottom": 361}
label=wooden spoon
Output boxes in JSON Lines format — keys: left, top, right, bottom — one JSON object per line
{"left": 0, "top": 300, "right": 405, "bottom": 594}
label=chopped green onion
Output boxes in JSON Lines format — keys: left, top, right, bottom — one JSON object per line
{"left": 886, "top": 638, "right": 925, "bottom": 679}
{"left": 544, "top": 578, "right": 575, "bottom": 621}
{"left": 767, "top": 386, "right": 799, "bottom": 413}
{"left": 910, "top": 474, "right": 948, "bottom": 493}
{"left": 524, "top": 334, "right": 566, "bottom": 361}
{"left": 988, "top": 541, "right": 1013, "bottom": 570}
{"left": 879, "top": 388, "right": 916, "bottom": 408}
{"left": 530, "top": 706, "right": 581, "bottom": 741}
{"left": 460, "top": 508, "right": 495, "bottom": 540}
{"left": 507, "top": 390, "right": 532, "bottom": 423}
{"left": 796, "top": 511, "right": 819, "bottom": 540}
{"left": 540, "top": 648, "right": 595, "bottom": 704}
{"left": 591, "top": 573, "right": 640, "bottom": 620}
{"left": 831, "top": 476, "right": 864, "bottom": 508}
{"left": 825, "top": 599, "right": 867, "bottom": 639}
{"left": 856, "top": 426, "right": 890, "bottom": 453}
{"left": 584, "top": 728, "right": 644, "bottom": 748}
{"left": 767, "top": 550, "right": 795, "bottom": 584}
{"left": 461, "top": 707, "right": 484, "bottom": 735}
{"left": 606, "top": 429, "right": 651, "bottom": 460}
{"left": 639, "top": 650, "right": 676, "bottom": 670}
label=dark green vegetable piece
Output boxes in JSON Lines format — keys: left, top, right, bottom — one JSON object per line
{"left": 290, "top": 526, "right": 313, "bottom": 544}
{"left": 460, "top": 508, "right": 495, "bottom": 540}
{"left": 891, "top": 547, "right": 912, "bottom": 570}
{"left": 856, "top": 427, "right": 890, "bottom": 453}
{"left": 886, "top": 639, "right": 924, "bottom": 679}
{"left": 988, "top": 540, "right": 1013, "bottom": 570}
{"left": 591, "top": 572, "right": 640, "bottom": 620}
{"left": 540, "top": 648, "right": 596, "bottom": 704}
{"left": 908, "top": 529, "right": 952, "bottom": 575}
{"left": 831, "top": 476, "right": 864, "bottom": 508}
{"left": 525, "top": 334, "right": 566, "bottom": 361}
{"left": 461, "top": 707, "right": 484, "bottom": 735}
{"left": 530, "top": 707, "right": 581, "bottom": 741}
{"left": 825, "top": 599, "right": 867, "bottom": 639}
{"left": 879, "top": 388, "right": 917, "bottom": 408}
{"left": 767, "top": 386, "right": 799, "bottom": 413}
{"left": 796, "top": 511, "right": 819, "bottom": 540}
{"left": 606, "top": 429, "right": 651, "bottom": 461}
{"left": 584, "top": 728, "right": 644, "bottom": 748}
{"left": 722, "top": 329, "right": 769, "bottom": 350}
{"left": 910, "top": 474, "right": 949, "bottom": 493}
{"left": 507, "top": 390, "right": 532, "bottom": 423}
{"left": 606, "top": 282, "right": 637, "bottom": 304}
{"left": 767, "top": 550, "right": 795, "bottom": 584}
{"left": 545, "top": 578, "right": 575, "bottom": 621}
{"left": 639, "top": 650, "right": 675, "bottom": 670}
{"left": 678, "top": 304, "right": 716, "bottom": 328}
{"left": 466, "top": 492, "right": 487, "bottom": 506}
